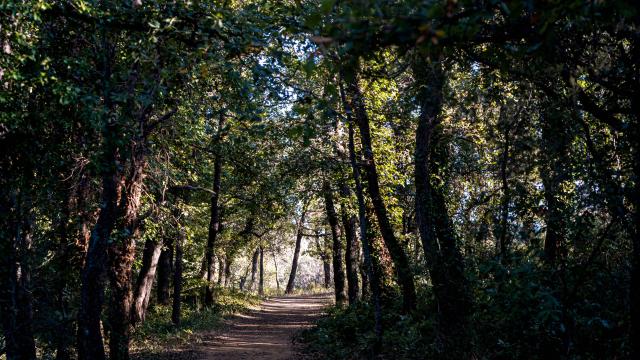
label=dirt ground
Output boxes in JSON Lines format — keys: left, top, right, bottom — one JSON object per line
{"left": 193, "top": 293, "right": 332, "bottom": 360}
{"left": 131, "top": 293, "right": 331, "bottom": 360}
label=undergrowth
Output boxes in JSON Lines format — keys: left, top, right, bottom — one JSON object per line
{"left": 131, "top": 289, "right": 261, "bottom": 355}
{"left": 300, "top": 254, "right": 630, "bottom": 360}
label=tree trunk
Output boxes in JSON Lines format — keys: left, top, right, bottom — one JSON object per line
{"left": 498, "top": 108, "right": 511, "bottom": 261}
{"left": 258, "top": 246, "right": 265, "bottom": 296}
{"left": 323, "top": 180, "right": 347, "bottom": 306}
{"left": 248, "top": 247, "right": 259, "bottom": 291}
{"left": 172, "top": 227, "right": 184, "bottom": 325}
{"left": 339, "top": 76, "right": 381, "bottom": 337}
{"left": 131, "top": 239, "right": 163, "bottom": 324}
{"left": 272, "top": 249, "right": 281, "bottom": 293}
{"left": 0, "top": 189, "right": 37, "bottom": 360}
{"left": 345, "top": 68, "right": 416, "bottom": 312}
{"left": 205, "top": 113, "right": 225, "bottom": 306}
{"left": 77, "top": 33, "right": 118, "bottom": 360}
{"left": 77, "top": 168, "right": 119, "bottom": 360}
{"left": 224, "top": 256, "right": 232, "bottom": 288}
{"left": 156, "top": 238, "right": 173, "bottom": 306}
{"left": 217, "top": 256, "right": 225, "bottom": 286}
{"left": 340, "top": 197, "right": 360, "bottom": 305}
{"left": 323, "top": 256, "right": 331, "bottom": 288}
{"left": 107, "top": 146, "right": 146, "bottom": 360}
{"left": 286, "top": 208, "right": 307, "bottom": 294}
{"left": 540, "top": 109, "right": 570, "bottom": 266}
{"left": 630, "top": 41, "right": 640, "bottom": 357}
{"left": 413, "top": 56, "right": 471, "bottom": 351}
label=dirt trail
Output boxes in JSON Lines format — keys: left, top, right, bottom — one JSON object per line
{"left": 196, "top": 293, "right": 332, "bottom": 360}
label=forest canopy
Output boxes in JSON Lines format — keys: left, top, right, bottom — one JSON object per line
{"left": 1, "top": 0, "right": 639, "bottom": 359}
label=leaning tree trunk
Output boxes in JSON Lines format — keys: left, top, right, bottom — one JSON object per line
{"left": 323, "top": 181, "right": 347, "bottom": 306}
{"left": 205, "top": 113, "right": 225, "bottom": 306}
{"left": 345, "top": 68, "right": 417, "bottom": 312}
{"left": 131, "top": 239, "right": 163, "bottom": 324}
{"left": 286, "top": 208, "right": 307, "bottom": 294}
{"left": 156, "top": 238, "right": 173, "bottom": 305}
{"left": 339, "top": 76, "right": 382, "bottom": 337}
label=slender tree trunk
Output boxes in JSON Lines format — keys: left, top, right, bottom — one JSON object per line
{"left": 324, "top": 180, "right": 347, "bottom": 306}
{"left": 217, "top": 256, "right": 225, "bottom": 286}
{"left": 205, "top": 113, "right": 225, "bottom": 306}
{"left": 339, "top": 76, "right": 381, "bottom": 337}
{"left": 272, "top": 249, "right": 281, "bottom": 293}
{"left": 340, "top": 198, "right": 360, "bottom": 305}
{"left": 630, "top": 39, "right": 640, "bottom": 356}
{"left": 239, "top": 262, "right": 251, "bottom": 291}
{"left": 498, "top": 109, "right": 511, "bottom": 261}
{"left": 248, "top": 247, "right": 259, "bottom": 291}
{"left": 172, "top": 226, "right": 184, "bottom": 325}
{"left": 323, "top": 256, "right": 331, "bottom": 288}
{"left": 413, "top": 56, "right": 471, "bottom": 352}
{"left": 631, "top": 120, "right": 640, "bottom": 360}
{"left": 131, "top": 239, "right": 163, "bottom": 324}
{"left": 286, "top": 208, "right": 307, "bottom": 294}
{"left": 156, "top": 238, "right": 173, "bottom": 306}
{"left": 258, "top": 246, "right": 265, "bottom": 296}
{"left": 540, "top": 109, "right": 569, "bottom": 266}
{"left": 0, "top": 189, "right": 37, "bottom": 360}
{"left": 315, "top": 233, "right": 331, "bottom": 288}
{"left": 345, "top": 68, "right": 417, "bottom": 312}
{"left": 224, "top": 257, "right": 232, "bottom": 288}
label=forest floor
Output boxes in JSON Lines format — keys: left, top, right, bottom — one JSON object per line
{"left": 134, "top": 293, "right": 333, "bottom": 360}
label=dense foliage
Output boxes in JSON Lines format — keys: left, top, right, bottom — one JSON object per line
{"left": 1, "top": 0, "right": 638, "bottom": 359}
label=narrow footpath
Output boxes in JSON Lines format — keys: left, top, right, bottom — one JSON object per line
{"left": 196, "top": 293, "right": 332, "bottom": 360}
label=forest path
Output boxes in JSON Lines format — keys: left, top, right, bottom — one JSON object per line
{"left": 196, "top": 293, "right": 332, "bottom": 360}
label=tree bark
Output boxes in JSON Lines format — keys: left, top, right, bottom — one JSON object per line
{"left": 340, "top": 197, "right": 360, "bottom": 305}
{"left": 345, "top": 68, "right": 417, "bottom": 312}
{"left": 339, "top": 76, "right": 382, "bottom": 337}
{"left": 156, "top": 238, "right": 173, "bottom": 305}
{"left": 248, "top": 247, "right": 259, "bottom": 291}
{"left": 172, "top": 226, "right": 184, "bottom": 325}
{"left": 205, "top": 113, "right": 225, "bottom": 306}
{"left": 498, "top": 108, "right": 511, "bottom": 261}
{"left": 258, "top": 246, "right": 265, "bottom": 296}
{"left": 540, "top": 109, "right": 569, "bottom": 266}
{"left": 131, "top": 239, "right": 163, "bottom": 324}
{"left": 323, "top": 180, "right": 347, "bottom": 306}
{"left": 0, "top": 188, "right": 37, "bottom": 360}
{"left": 77, "top": 164, "right": 118, "bottom": 360}
{"left": 217, "top": 256, "right": 225, "bottom": 286}
{"left": 286, "top": 208, "right": 307, "bottom": 294}
{"left": 107, "top": 144, "right": 146, "bottom": 360}
{"left": 224, "top": 256, "right": 232, "bottom": 288}
{"left": 413, "top": 56, "right": 471, "bottom": 350}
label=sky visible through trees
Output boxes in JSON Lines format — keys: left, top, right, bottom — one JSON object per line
{"left": 1, "top": 1, "right": 639, "bottom": 359}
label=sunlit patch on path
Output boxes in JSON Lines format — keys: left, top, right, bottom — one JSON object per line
{"left": 197, "top": 293, "right": 333, "bottom": 360}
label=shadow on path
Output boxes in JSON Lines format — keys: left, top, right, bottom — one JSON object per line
{"left": 196, "top": 293, "right": 333, "bottom": 360}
